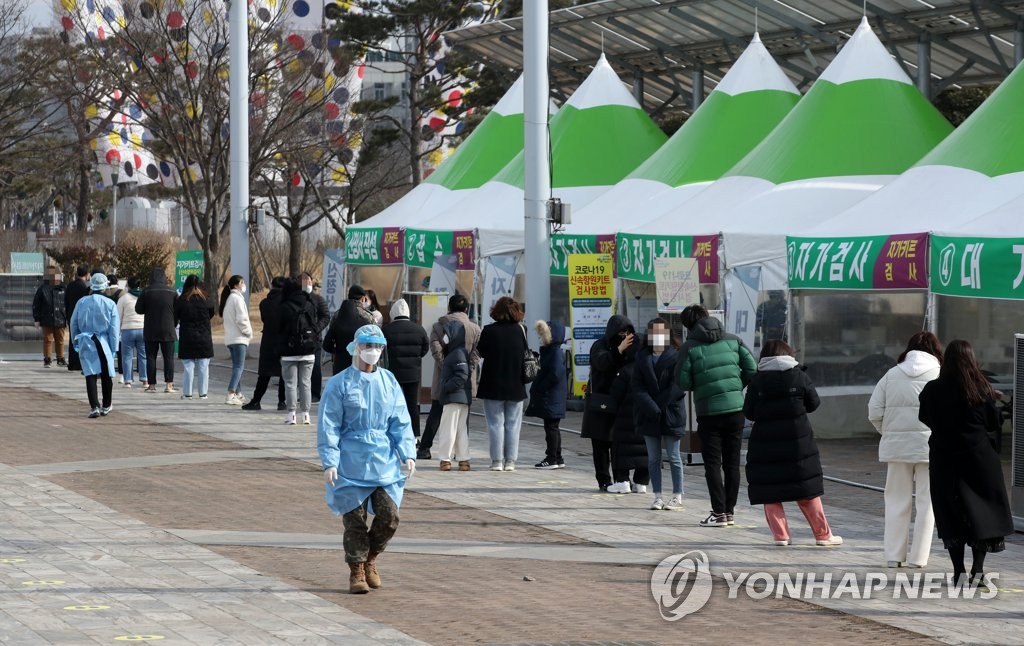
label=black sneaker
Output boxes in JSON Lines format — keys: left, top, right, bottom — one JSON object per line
{"left": 241, "top": 401, "right": 261, "bottom": 411}
{"left": 555, "top": 457, "right": 566, "bottom": 469}
{"left": 699, "top": 511, "right": 728, "bottom": 527}
{"left": 56, "top": 357, "right": 67, "bottom": 367}
{"left": 88, "top": 408, "right": 101, "bottom": 418}
{"left": 598, "top": 483, "right": 611, "bottom": 493}
{"left": 43, "top": 359, "right": 52, "bottom": 368}
{"left": 276, "top": 401, "right": 287, "bottom": 411}
{"left": 726, "top": 513, "right": 735, "bottom": 526}
{"left": 534, "top": 458, "right": 559, "bottom": 470}
{"left": 416, "top": 448, "right": 431, "bottom": 460}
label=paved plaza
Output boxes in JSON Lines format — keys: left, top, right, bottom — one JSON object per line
{"left": 0, "top": 350, "right": 1021, "bottom": 645}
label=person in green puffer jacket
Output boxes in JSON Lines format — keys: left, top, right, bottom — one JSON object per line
{"left": 676, "top": 305, "right": 757, "bottom": 528}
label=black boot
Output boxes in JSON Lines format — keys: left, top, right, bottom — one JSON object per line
{"left": 241, "top": 400, "right": 261, "bottom": 411}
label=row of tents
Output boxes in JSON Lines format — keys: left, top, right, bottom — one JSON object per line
{"left": 348, "top": 17, "right": 1024, "bottom": 306}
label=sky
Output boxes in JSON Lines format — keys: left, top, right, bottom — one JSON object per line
{"left": 20, "top": 0, "right": 53, "bottom": 30}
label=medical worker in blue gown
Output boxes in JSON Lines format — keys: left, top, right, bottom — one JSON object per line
{"left": 318, "top": 324, "right": 417, "bottom": 594}
{"left": 70, "top": 273, "right": 120, "bottom": 419}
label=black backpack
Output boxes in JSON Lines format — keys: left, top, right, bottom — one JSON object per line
{"left": 287, "top": 302, "right": 318, "bottom": 354}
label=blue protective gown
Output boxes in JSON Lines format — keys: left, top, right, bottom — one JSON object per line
{"left": 318, "top": 365, "right": 416, "bottom": 515}
{"left": 69, "top": 294, "right": 120, "bottom": 377}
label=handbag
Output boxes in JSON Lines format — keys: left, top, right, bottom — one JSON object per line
{"left": 585, "top": 392, "right": 618, "bottom": 416}
{"left": 521, "top": 325, "right": 540, "bottom": 383}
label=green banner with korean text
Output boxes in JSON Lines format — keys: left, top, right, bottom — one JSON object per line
{"left": 786, "top": 233, "right": 928, "bottom": 290}
{"left": 174, "top": 250, "right": 204, "bottom": 291}
{"left": 930, "top": 235, "right": 1024, "bottom": 299}
{"left": 345, "top": 227, "right": 404, "bottom": 266}
{"left": 549, "top": 233, "right": 616, "bottom": 276}
{"left": 404, "top": 229, "right": 475, "bottom": 270}
{"left": 615, "top": 233, "right": 719, "bottom": 283}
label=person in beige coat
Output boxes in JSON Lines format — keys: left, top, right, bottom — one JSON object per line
{"left": 868, "top": 331, "right": 943, "bottom": 568}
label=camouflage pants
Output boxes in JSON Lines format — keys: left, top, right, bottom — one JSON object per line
{"left": 342, "top": 487, "right": 400, "bottom": 564}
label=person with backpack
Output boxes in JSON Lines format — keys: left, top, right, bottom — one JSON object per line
{"left": 526, "top": 320, "right": 568, "bottom": 469}
{"left": 279, "top": 277, "right": 320, "bottom": 425}
{"left": 435, "top": 319, "right": 472, "bottom": 471}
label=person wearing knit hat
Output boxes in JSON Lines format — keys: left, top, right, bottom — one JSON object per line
{"left": 382, "top": 299, "right": 429, "bottom": 437}
{"left": 319, "top": 323, "right": 416, "bottom": 594}
{"left": 323, "top": 284, "right": 374, "bottom": 374}
{"left": 69, "top": 273, "right": 121, "bottom": 418}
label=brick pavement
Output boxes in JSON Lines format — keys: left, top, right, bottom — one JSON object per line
{"left": 1, "top": 361, "right": 1022, "bottom": 645}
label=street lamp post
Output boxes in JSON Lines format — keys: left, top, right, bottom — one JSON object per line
{"left": 111, "top": 167, "right": 120, "bottom": 248}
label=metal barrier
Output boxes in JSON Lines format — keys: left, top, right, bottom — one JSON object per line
{"left": 0, "top": 274, "right": 43, "bottom": 342}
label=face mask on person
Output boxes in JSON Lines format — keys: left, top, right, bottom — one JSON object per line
{"left": 359, "top": 348, "right": 383, "bottom": 366}
{"left": 238, "top": 283, "right": 246, "bottom": 294}
{"left": 302, "top": 284, "right": 313, "bottom": 294}
{"left": 650, "top": 333, "right": 668, "bottom": 349}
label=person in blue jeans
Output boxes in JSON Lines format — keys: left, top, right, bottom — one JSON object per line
{"left": 634, "top": 318, "right": 686, "bottom": 510}
{"left": 476, "top": 297, "right": 528, "bottom": 472}
{"left": 117, "top": 277, "right": 147, "bottom": 388}
{"left": 175, "top": 275, "right": 215, "bottom": 399}
{"left": 219, "top": 274, "right": 252, "bottom": 405}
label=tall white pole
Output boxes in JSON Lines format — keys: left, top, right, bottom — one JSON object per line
{"left": 523, "top": 0, "right": 550, "bottom": 346}
{"left": 111, "top": 182, "right": 117, "bottom": 248}
{"left": 229, "top": 0, "right": 250, "bottom": 293}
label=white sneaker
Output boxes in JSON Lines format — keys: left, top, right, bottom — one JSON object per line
{"left": 774, "top": 538, "right": 791, "bottom": 546}
{"left": 606, "top": 481, "right": 631, "bottom": 494}
{"left": 235, "top": 393, "right": 247, "bottom": 403}
{"left": 284, "top": 412, "right": 296, "bottom": 425}
{"left": 666, "top": 495, "right": 683, "bottom": 509}
{"left": 490, "top": 461, "right": 504, "bottom": 471}
{"left": 631, "top": 483, "right": 647, "bottom": 494}
{"left": 225, "top": 393, "right": 238, "bottom": 405}
{"left": 116, "top": 375, "right": 124, "bottom": 384}
{"left": 650, "top": 497, "right": 667, "bottom": 510}
{"left": 816, "top": 535, "right": 844, "bottom": 547}
{"left": 503, "top": 461, "right": 515, "bottom": 472}
{"left": 301, "top": 412, "right": 311, "bottom": 425}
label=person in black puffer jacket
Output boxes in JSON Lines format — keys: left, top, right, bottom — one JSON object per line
{"left": 526, "top": 320, "right": 567, "bottom": 469}
{"left": 322, "top": 285, "right": 374, "bottom": 374}
{"left": 33, "top": 266, "right": 68, "bottom": 367}
{"left": 382, "top": 298, "right": 429, "bottom": 436}
{"left": 581, "top": 314, "right": 635, "bottom": 491}
{"left": 435, "top": 319, "right": 472, "bottom": 472}
{"left": 744, "top": 340, "right": 840, "bottom": 548}
{"left": 242, "top": 277, "right": 287, "bottom": 411}
{"left": 174, "top": 274, "right": 215, "bottom": 399}
{"left": 634, "top": 318, "right": 686, "bottom": 510}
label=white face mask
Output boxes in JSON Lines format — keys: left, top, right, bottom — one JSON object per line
{"left": 302, "top": 284, "right": 313, "bottom": 294}
{"left": 359, "top": 348, "right": 383, "bottom": 366}
{"left": 651, "top": 333, "right": 668, "bottom": 347}
{"left": 238, "top": 283, "right": 246, "bottom": 294}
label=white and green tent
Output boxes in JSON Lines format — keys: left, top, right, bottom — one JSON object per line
{"left": 344, "top": 75, "right": 527, "bottom": 266}
{"left": 558, "top": 34, "right": 800, "bottom": 279}
{"left": 624, "top": 18, "right": 952, "bottom": 289}
{"left": 793, "top": 59, "right": 1024, "bottom": 290}
{"left": 403, "top": 54, "right": 668, "bottom": 269}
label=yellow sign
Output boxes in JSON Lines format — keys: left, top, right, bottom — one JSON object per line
{"left": 567, "top": 253, "right": 616, "bottom": 397}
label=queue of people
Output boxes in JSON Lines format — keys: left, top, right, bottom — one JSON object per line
{"left": 35, "top": 269, "right": 1016, "bottom": 590}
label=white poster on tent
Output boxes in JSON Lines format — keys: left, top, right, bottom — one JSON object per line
{"left": 321, "top": 249, "right": 346, "bottom": 314}
{"left": 428, "top": 254, "right": 458, "bottom": 295}
{"left": 481, "top": 253, "right": 521, "bottom": 325}
{"left": 653, "top": 257, "right": 699, "bottom": 313}
{"left": 725, "top": 266, "right": 760, "bottom": 351}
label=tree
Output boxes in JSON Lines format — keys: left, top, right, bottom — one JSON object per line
{"left": 329, "top": 0, "right": 502, "bottom": 187}
{"left": 932, "top": 85, "right": 996, "bottom": 126}
{"left": 71, "top": 0, "right": 363, "bottom": 293}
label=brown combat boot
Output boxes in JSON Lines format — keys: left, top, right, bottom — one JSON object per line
{"left": 364, "top": 552, "right": 382, "bottom": 589}
{"left": 349, "top": 562, "right": 369, "bottom": 594}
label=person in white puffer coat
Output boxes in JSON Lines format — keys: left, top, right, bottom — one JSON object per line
{"left": 868, "top": 331, "right": 943, "bottom": 568}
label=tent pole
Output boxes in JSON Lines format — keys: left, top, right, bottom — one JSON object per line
{"left": 523, "top": 0, "right": 551, "bottom": 348}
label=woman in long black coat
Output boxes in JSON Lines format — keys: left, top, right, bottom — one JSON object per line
{"left": 173, "top": 275, "right": 214, "bottom": 399}
{"left": 918, "top": 339, "right": 1013, "bottom": 587}
{"left": 608, "top": 350, "right": 649, "bottom": 494}
{"left": 744, "top": 340, "right": 841, "bottom": 547}
{"left": 581, "top": 314, "right": 635, "bottom": 491}
{"left": 633, "top": 318, "right": 686, "bottom": 509}
{"left": 525, "top": 320, "right": 567, "bottom": 469}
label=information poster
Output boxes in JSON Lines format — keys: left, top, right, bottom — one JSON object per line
{"left": 481, "top": 254, "right": 521, "bottom": 325}
{"left": 568, "top": 253, "right": 615, "bottom": 397}
{"left": 321, "top": 248, "right": 346, "bottom": 314}
{"left": 174, "top": 250, "right": 204, "bottom": 291}
{"left": 10, "top": 252, "right": 44, "bottom": 275}
{"left": 653, "top": 257, "right": 699, "bottom": 313}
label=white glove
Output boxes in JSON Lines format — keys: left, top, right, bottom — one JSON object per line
{"left": 403, "top": 459, "right": 416, "bottom": 477}
{"left": 324, "top": 467, "right": 337, "bottom": 485}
